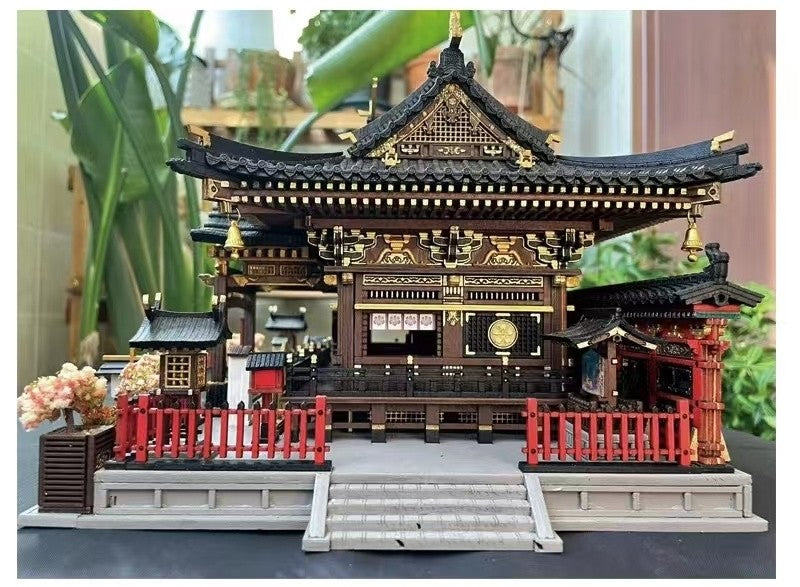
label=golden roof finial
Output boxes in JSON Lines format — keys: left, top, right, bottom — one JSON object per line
{"left": 449, "top": 10, "right": 463, "bottom": 38}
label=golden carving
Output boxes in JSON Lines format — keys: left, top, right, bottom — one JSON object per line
{"left": 710, "top": 130, "right": 735, "bottom": 153}
{"left": 449, "top": 10, "right": 463, "bottom": 37}
{"left": 482, "top": 236, "right": 524, "bottom": 266}
{"left": 323, "top": 274, "right": 338, "bottom": 286}
{"left": 464, "top": 276, "right": 544, "bottom": 288}
{"left": 488, "top": 319, "right": 518, "bottom": 350}
{"left": 419, "top": 226, "right": 483, "bottom": 268}
{"left": 363, "top": 275, "right": 443, "bottom": 286}
{"left": 565, "top": 275, "right": 582, "bottom": 288}
{"left": 341, "top": 272, "right": 354, "bottom": 285}
{"left": 308, "top": 227, "right": 377, "bottom": 266}
{"left": 376, "top": 235, "right": 417, "bottom": 265}
{"left": 524, "top": 230, "right": 595, "bottom": 268}
{"left": 446, "top": 310, "right": 462, "bottom": 327}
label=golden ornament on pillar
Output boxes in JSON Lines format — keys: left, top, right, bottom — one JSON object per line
{"left": 224, "top": 209, "right": 245, "bottom": 260}
{"left": 681, "top": 213, "right": 704, "bottom": 262}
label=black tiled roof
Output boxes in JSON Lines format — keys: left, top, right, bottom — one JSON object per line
{"left": 545, "top": 313, "right": 663, "bottom": 350}
{"left": 265, "top": 313, "right": 307, "bottom": 331}
{"left": 569, "top": 244, "right": 764, "bottom": 310}
{"left": 130, "top": 308, "right": 230, "bottom": 350}
{"left": 190, "top": 212, "right": 309, "bottom": 247}
{"left": 246, "top": 352, "right": 286, "bottom": 370}
{"left": 169, "top": 138, "right": 759, "bottom": 191}
{"left": 96, "top": 361, "right": 131, "bottom": 376}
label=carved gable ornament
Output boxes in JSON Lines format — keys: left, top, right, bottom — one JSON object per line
{"left": 367, "top": 84, "right": 535, "bottom": 168}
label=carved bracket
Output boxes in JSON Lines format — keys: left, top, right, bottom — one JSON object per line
{"left": 419, "top": 226, "right": 483, "bottom": 268}
{"left": 524, "top": 229, "right": 595, "bottom": 269}
{"left": 307, "top": 226, "right": 377, "bottom": 266}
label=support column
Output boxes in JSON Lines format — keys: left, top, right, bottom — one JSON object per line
{"left": 690, "top": 319, "right": 728, "bottom": 466}
{"left": 338, "top": 272, "right": 355, "bottom": 368}
{"left": 425, "top": 403, "right": 440, "bottom": 443}
{"left": 240, "top": 289, "right": 256, "bottom": 348}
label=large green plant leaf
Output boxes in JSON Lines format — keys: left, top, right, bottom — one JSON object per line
{"left": 305, "top": 10, "right": 476, "bottom": 113}
{"left": 82, "top": 10, "right": 159, "bottom": 57}
{"left": 71, "top": 55, "right": 168, "bottom": 203}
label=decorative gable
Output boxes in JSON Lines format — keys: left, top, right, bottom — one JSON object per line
{"left": 367, "top": 84, "right": 533, "bottom": 168}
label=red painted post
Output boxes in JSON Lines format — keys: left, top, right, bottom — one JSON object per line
{"left": 314, "top": 396, "right": 326, "bottom": 465}
{"left": 170, "top": 406, "right": 180, "bottom": 458}
{"left": 573, "top": 412, "right": 582, "bottom": 462}
{"left": 635, "top": 413, "right": 645, "bottom": 462}
{"left": 251, "top": 406, "right": 261, "bottom": 458}
{"left": 525, "top": 398, "right": 538, "bottom": 466}
{"left": 678, "top": 399, "right": 691, "bottom": 466}
{"left": 542, "top": 409, "right": 551, "bottom": 462}
{"left": 267, "top": 409, "right": 277, "bottom": 458}
{"left": 620, "top": 413, "right": 629, "bottom": 461}
{"left": 154, "top": 405, "right": 164, "bottom": 458}
{"left": 202, "top": 406, "right": 213, "bottom": 459}
{"left": 666, "top": 412, "right": 676, "bottom": 461}
{"left": 135, "top": 394, "right": 150, "bottom": 463}
{"left": 589, "top": 412, "right": 598, "bottom": 461}
{"left": 219, "top": 407, "right": 229, "bottom": 458}
{"left": 187, "top": 408, "right": 197, "bottom": 458}
{"left": 558, "top": 410, "right": 567, "bottom": 461}
{"left": 604, "top": 412, "right": 613, "bottom": 461}
{"left": 283, "top": 407, "right": 293, "bottom": 459}
{"left": 650, "top": 413, "right": 660, "bottom": 462}
{"left": 114, "top": 394, "right": 129, "bottom": 461}
{"left": 235, "top": 404, "right": 245, "bottom": 459}
{"left": 298, "top": 408, "right": 308, "bottom": 459}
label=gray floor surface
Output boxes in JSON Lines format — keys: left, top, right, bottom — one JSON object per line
{"left": 17, "top": 425, "right": 775, "bottom": 578}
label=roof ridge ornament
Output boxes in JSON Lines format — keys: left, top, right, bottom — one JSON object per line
{"left": 449, "top": 10, "right": 463, "bottom": 41}
{"left": 711, "top": 130, "right": 735, "bottom": 153}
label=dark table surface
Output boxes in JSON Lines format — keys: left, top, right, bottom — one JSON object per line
{"left": 17, "top": 426, "right": 775, "bottom": 579}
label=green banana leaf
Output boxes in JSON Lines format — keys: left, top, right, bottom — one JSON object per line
{"left": 82, "top": 10, "right": 160, "bottom": 57}
{"left": 305, "top": 10, "right": 476, "bottom": 113}
{"left": 71, "top": 55, "right": 168, "bottom": 203}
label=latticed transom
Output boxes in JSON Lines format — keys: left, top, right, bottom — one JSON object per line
{"left": 195, "top": 354, "right": 206, "bottom": 388}
{"left": 164, "top": 355, "right": 192, "bottom": 389}
{"left": 405, "top": 100, "right": 496, "bottom": 144}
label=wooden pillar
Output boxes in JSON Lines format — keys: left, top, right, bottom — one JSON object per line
{"left": 371, "top": 403, "right": 386, "bottom": 443}
{"left": 240, "top": 289, "right": 256, "bottom": 348}
{"left": 477, "top": 404, "right": 493, "bottom": 444}
{"left": 690, "top": 319, "right": 728, "bottom": 466}
{"left": 425, "top": 403, "right": 440, "bottom": 443}
{"left": 605, "top": 341, "right": 618, "bottom": 408}
{"left": 338, "top": 273, "right": 355, "bottom": 368}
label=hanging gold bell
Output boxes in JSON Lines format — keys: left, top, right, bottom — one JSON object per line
{"left": 681, "top": 214, "right": 704, "bottom": 262}
{"left": 224, "top": 215, "right": 245, "bottom": 260}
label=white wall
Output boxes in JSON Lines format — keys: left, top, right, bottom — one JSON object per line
{"left": 559, "top": 11, "right": 633, "bottom": 157}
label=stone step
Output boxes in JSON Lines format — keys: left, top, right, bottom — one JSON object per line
{"left": 328, "top": 498, "right": 532, "bottom": 515}
{"left": 327, "top": 513, "right": 535, "bottom": 532}
{"left": 329, "top": 530, "right": 537, "bottom": 551}
{"left": 328, "top": 483, "right": 528, "bottom": 500}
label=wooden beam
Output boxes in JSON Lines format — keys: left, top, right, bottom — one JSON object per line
{"left": 306, "top": 218, "right": 597, "bottom": 231}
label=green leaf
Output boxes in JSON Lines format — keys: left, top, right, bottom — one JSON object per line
{"left": 71, "top": 55, "right": 168, "bottom": 203}
{"left": 306, "top": 10, "right": 476, "bottom": 114}
{"left": 82, "top": 10, "right": 160, "bottom": 57}
{"left": 472, "top": 11, "right": 495, "bottom": 77}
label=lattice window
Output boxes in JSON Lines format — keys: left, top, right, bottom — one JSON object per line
{"left": 493, "top": 412, "right": 523, "bottom": 425}
{"left": 457, "top": 412, "right": 477, "bottom": 424}
{"left": 366, "top": 289, "right": 440, "bottom": 300}
{"left": 164, "top": 355, "right": 192, "bottom": 389}
{"left": 386, "top": 411, "right": 425, "bottom": 423}
{"left": 405, "top": 102, "right": 496, "bottom": 144}
{"left": 466, "top": 291, "right": 541, "bottom": 302}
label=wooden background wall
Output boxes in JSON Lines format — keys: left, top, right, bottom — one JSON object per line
{"left": 633, "top": 10, "right": 775, "bottom": 288}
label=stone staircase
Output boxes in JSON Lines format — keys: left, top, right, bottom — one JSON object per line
{"left": 302, "top": 474, "right": 562, "bottom": 552}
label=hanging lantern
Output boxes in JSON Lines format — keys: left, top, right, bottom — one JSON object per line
{"left": 224, "top": 208, "right": 245, "bottom": 260}
{"left": 681, "top": 212, "right": 704, "bottom": 262}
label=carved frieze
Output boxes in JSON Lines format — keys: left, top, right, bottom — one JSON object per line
{"left": 363, "top": 274, "right": 444, "bottom": 286}
{"left": 418, "top": 226, "right": 483, "bottom": 268}
{"left": 375, "top": 235, "right": 417, "bottom": 265}
{"left": 463, "top": 276, "right": 544, "bottom": 288}
{"left": 307, "top": 226, "right": 377, "bottom": 266}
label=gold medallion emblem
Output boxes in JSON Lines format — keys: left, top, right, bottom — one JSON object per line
{"left": 488, "top": 319, "right": 518, "bottom": 350}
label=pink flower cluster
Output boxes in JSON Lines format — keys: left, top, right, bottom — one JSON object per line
{"left": 117, "top": 354, "right": 160, "bottom": 397}
{"left": 17, "top": 363, "right": 108, "bottom": 431}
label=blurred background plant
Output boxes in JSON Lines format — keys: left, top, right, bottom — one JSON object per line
{"left": 48, "top": 10, "right": 212, "bottom": 364}
{"left": 578, "top": 231, "right": 776, "bottom": 440}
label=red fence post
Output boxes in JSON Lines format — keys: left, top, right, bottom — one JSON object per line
{"left": 114, "top": 394, "right": 129, "bottom": 461}
{"left": 202, "top": 405, "right": 213, "bottom": 460}
{"left": 678, "top": 399, "right": 691, "bottom": 466}
{"left": 314, "top": 396, "right": 327, "bottom": 465}
{"left": 526, "top": 398, "right": 539, "bottom": 466}
{"left": 135, "top": 394, "right": 150, "bottom": 463}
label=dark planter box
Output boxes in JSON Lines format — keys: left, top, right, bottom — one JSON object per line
{"left": 38, "top": 425, "right": 115, "bottom": 514}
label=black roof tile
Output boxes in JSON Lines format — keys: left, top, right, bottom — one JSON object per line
{"left": 246, "top": 352, "right": 286, "bottom": 370}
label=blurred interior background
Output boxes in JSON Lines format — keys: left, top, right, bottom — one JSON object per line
{"left": 17, "top": 9, "right": 775, "bottom": 439}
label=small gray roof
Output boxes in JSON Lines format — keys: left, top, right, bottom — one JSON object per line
{"left": 545, "top": 312, "right": 663, "bottom": 350}
{"left": 246, "top": 352, "right": 286, "bottom": 370}
{"left": 130, "top": 308, "right": 230, "bottom": 350}
{"left": 265, "top": 313, "right": 307, "bottom": 331}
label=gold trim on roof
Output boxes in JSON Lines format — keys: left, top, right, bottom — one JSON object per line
{"left": 449, "top": 10, "right": 463, "bottom": 38}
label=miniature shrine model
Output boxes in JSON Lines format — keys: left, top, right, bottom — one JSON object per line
{"left": 19, "top": 13, "right": 768, "bottom": 552}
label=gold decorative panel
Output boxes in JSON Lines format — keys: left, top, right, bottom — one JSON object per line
{"left": 488, "top": 319, "right": 519, "bottom": 350}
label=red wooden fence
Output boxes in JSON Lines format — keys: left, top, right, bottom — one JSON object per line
{"left": 113, "top": 394, "right": 329, "bottom": 465}
{"left": 523, "top": 398, "right": 691, "bottom": 466}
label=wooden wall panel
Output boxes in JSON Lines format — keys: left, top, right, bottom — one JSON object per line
{"left": 633, "top": 10, "right": 775, "bottom": 287}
